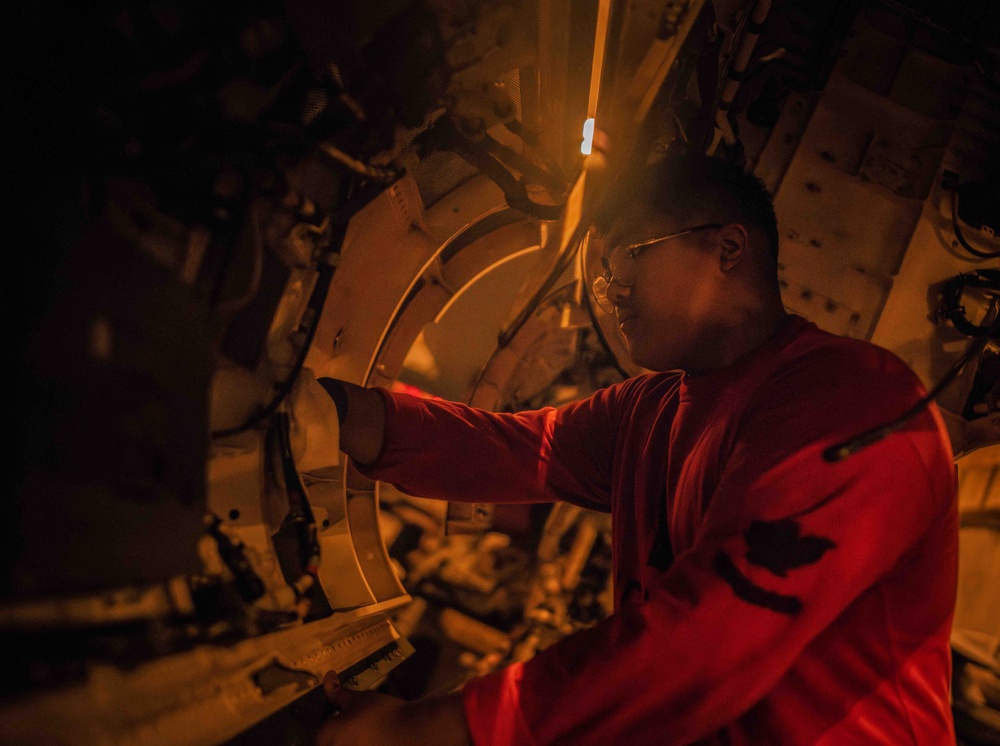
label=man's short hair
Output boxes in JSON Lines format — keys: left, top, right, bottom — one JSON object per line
{"left": 595, "top": 150, "right": 780, "bottom": 263}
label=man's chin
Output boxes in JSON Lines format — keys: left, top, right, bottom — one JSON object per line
{"left": 625, "top": 341, "right": 679, "bottom": 373}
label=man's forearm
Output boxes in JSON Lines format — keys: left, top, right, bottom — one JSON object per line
{"left": 317, "top": 378, "right": 386, "bottom": 465}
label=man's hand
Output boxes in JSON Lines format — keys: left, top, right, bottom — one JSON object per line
{"left": 289, "top": 369, "right": 387, "bottom": 467}
{"left": 315, "top": 672, "right": 472, "bottom": 746}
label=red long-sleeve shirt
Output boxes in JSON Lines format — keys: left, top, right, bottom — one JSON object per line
{"left": 357, "top": 314, "right": 958, "bottom": 745}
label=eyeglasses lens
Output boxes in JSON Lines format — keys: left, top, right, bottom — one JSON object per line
{"left": 591, "top": 247, "right": 634, "bottom": 314}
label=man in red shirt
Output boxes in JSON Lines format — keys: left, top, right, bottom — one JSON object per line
{"left": 309, "top": 152, "right": 958, "bottom": 745}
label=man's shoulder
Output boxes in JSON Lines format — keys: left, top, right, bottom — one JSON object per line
{"left": 745, "top": 319, "right": 952, "bottom": 477}
{"left": 618, "top": 370, "right": 685, "bottom": 399}
{"left": 741, "top": 317, "right": 934, "bottom": 438}
{"left": 781, "top": 318, "right": 924, "bottom": 395}
{"left": 585, "top": 371, "right": 685, "bottom": 416}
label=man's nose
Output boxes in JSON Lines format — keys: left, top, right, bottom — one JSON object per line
{"left": 605, "top": 278, "right": 631, "bottom": 308}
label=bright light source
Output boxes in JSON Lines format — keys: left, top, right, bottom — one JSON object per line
{"left": 581, "top": 118, "right": 595, "bottom": 155}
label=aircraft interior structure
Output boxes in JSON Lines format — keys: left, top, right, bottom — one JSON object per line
{"left": 5, "top": 0, "right": 999, "bottom": 743}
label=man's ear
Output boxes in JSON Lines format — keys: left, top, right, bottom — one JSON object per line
{"left": 716, "top": 223, "right": 749, "bottom": 271}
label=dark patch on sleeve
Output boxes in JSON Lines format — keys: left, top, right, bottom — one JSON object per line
{"left": 744, "top": 519, "right": 836, "bottom": 577}
{"left": 622, "top": 579, "right": 643, "bottom": 604}
{"left": 646, "top": 516, "right": 674, "bottom": 572}
{"left": 712, "top": 552, "right": 802, "bottom": 615}
{"left": 646, "top": 485, "right": 674, "bottom": 571}
{"left": 647, "top": 534, "right": 674, "bottom": 571}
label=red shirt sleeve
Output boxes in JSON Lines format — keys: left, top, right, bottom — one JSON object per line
{"left": 462, "top": 350, "right": 956, "bottom": 745}
{"left": 354, "top": 384, "right": 625, "bottom": 512}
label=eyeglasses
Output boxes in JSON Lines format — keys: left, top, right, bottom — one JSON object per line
{"left": 591, "top": 223, "right": 721, "bottom": 313}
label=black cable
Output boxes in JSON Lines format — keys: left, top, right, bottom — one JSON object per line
{"left": 210, "top": 169, "right": 390, "bottom": 439}
{"left": 421, "top": 116, "right": 569, "bottom": 221}
{"left": 203, "top": 513, "right": 266, "bottom": 603}
{"left": 823, "top": 331, "right": 995, "bottom": 463}
{"left": 211, "top": 260, "right": 336, "bottom": 439}
{"left": 940, "top": 269, "right": 1000, "bottom": 338}
{"left": 484, "top": 134, "right": 567, "bottom": 195}
{"left": 827, "top": 269, "right": 999, "bottom": 461}
{"left": 497, "top": 223, "right": 588, "bottom": 349}
{"left": 275, "top": 411, "right": 321, "bottom": 577}
{"left": 952, "top": 189, "right": 1000, "bottom": 260}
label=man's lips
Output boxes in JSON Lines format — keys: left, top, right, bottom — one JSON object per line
{"left": 618, "top": 308, "right": 635, "bottom": 326}
{"left": 616, "top": 310, "right": 637, "bottom": 329}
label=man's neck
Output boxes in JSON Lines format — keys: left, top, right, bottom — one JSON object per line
{"left": 686, "top": 301, "right": 789, "bottom": 375}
